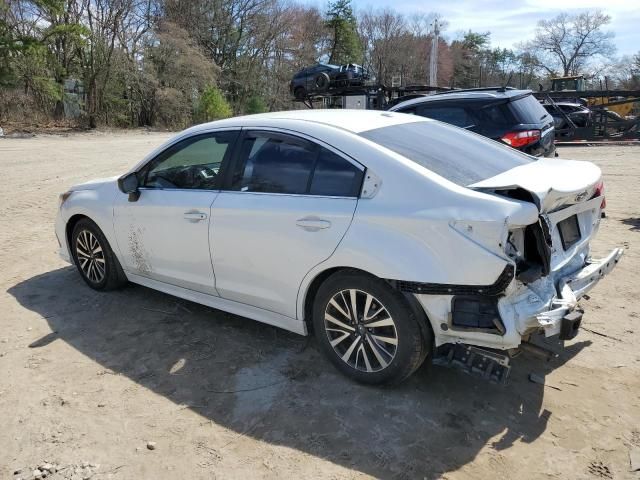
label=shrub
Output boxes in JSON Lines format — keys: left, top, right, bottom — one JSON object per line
{"left": 245, "top": 95, "right": 268, "bottom": 114}
{"left": 197, "top": 86, "right": 232, "bottom": 122}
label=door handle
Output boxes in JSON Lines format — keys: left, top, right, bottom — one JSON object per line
{"left": 183, "top": 211, "right": 207, "bottom": 222}
{"left": 296, "top": 217, "right": 331, "bottom": 232}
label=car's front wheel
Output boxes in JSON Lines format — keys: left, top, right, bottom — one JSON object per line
{"left": 313, "top": 270, "right": 428, "bottom": 384}
{"left": 71, "top": 218, "right": 127, "bottom": 291}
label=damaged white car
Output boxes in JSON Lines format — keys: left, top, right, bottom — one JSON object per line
{"left": 55, "top": 110, "right": 623, "bottom": 384}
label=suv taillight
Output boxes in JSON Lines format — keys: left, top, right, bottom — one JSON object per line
{"left": 594, "top": 180, "right": 606, "bottom": 210}
{"left": 501, "top": 130, "right": 541, "bottom": 148}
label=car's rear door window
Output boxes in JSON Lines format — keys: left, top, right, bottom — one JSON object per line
{"left": 416, "top": 105, "right": 474, "bottom": 128}
{"left": 229, "top": 131, "right": 364, "bottom": 197}
{"left": 231, "top": 133, "right": 316, "bottom": 194}
{"left": 310, "top": 148, "right": 363, "bottom": 197}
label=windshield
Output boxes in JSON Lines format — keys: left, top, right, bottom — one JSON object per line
{"left": 359, "top": 120, "right": 536, "bottom": 186}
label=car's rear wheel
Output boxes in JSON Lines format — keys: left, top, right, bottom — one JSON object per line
{"left": 71, "top": 218, "right": 127, "bottom": 291}
{"left": 314, "top": 73, "right": 330, "bottom": 92}
{"left": 312, "top": 270, "right": 428, "bottom": 384}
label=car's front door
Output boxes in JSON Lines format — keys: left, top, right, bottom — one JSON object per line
{"left": 113, "top": 130, "right": 238, "bottom": 295}
{"left": 210, "top": 130, "right": 364, "bottom": 318}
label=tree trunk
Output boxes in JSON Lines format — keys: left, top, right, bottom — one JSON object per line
{"left": 53, "top": 100, "right": 65, "bottom": 120}
{"left": 87, "top": 77, "right": 98, "bottom": 129}
{"left": 53, "top": 80, "right": 64, "bottom": 120}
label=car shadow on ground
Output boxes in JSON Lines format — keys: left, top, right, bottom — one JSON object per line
{"left": 8, "top": 267, "right": 592, "bottom": 480}
{"left": 620, "top": 217, "right": 640, "bottom": 232}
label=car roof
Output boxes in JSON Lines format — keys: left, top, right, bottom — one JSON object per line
{"left": 183, "top": 110, "right": 431, "bottom": 135}
{"left": 544, "top": 102, "right": 587, "bottom": 107}
{"left": 390, "top": 88, "right": 532, "bottom": 111}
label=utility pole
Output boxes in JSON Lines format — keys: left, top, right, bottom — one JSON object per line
{"left": 429, "top": 18, "right": 440, "bottom": 87}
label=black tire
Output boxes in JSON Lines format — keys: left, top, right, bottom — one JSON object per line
{"left": 71, "top": 218, "right": 127, "bottom": 291}
{"left": 312, "top": 270, "right": 429, "bottom": 385}
{"left": 294, "top": 86, "right": 306, "bottom": 100}
{"left": 314, "top": 72, "right": 330, "bottom": 92}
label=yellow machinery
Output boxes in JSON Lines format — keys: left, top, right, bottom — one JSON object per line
{"left": 549, "top": 75, "right": 634, "bottom": 117}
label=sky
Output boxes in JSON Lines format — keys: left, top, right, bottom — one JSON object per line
{"left": 311, "top": 0, "right": 640, "bottom": 57}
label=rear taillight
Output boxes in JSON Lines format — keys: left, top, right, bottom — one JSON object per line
{"left": 594, "top": 180, "right": 606, "bottom": 210}
{"left": 501, "top": 130, "right": 541, "bottom": 148}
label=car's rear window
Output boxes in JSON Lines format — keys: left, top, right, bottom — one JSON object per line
{"left": 359, "top": 120, "right": 535, "bottom": 186}
{"left": 509, "top": 95, "right": 551, "bottom": 124}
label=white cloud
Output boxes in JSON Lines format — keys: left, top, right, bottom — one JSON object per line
{"left": 345, "top": 0, "right": 639, "bottom": 55}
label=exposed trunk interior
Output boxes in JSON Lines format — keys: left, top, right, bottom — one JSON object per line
{"left": 517, "top": 217, "right": 552, "bottom": 283}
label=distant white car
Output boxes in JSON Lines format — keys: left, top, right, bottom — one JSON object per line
{"left": 55, "top": 110, "right": 622, "bottom": 384}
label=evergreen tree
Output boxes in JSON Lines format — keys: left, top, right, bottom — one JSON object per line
{"left": 245, "top": 95, "right": 268, "bottom": 114}
{"left": 326, "top": 0, "right": 362, "bottom": 65}
{"left": 198, "top": 86, "right": 232, "bottom": 121}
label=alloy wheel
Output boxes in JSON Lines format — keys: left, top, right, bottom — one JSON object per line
{"left": 75, "top": 229, "right": 106, "bottom": 284}
{"left": 324, "top": 289, "right": 398, "bottom": 372}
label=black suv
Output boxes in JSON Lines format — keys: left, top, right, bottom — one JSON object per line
{"left": 290, "top": 63, "right": 369, "bottom": 99}
{"left": 389, "top": 88, "right": 556, "bottom": 157}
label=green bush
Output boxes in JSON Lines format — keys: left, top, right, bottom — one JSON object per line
{"left": 197, "top": 85, "right": 232, "bottom": 122}
{"left": 245, "top": 95, "right": 268, "bottom": 114}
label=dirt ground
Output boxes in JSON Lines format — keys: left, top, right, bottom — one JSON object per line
{"left": 0, "top": 131, "right": 638, "bottom": 480}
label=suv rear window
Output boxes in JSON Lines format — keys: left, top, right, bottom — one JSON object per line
{"left": 509, "top": 95, "right": 551, "bottom": 124}
{"left": 359, "top": 120, "right": 535, "bottom": 186}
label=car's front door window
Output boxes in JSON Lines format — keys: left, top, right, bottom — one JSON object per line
{"left": 144, "top": 132, "right": 236, "bottom": 190}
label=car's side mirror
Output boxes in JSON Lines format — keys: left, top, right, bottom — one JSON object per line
{"left": 117, "top": 172, "right": 140, "bottom": 202}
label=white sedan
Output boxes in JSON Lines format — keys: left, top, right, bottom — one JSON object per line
{"left": 55, "top": 110, "right": 622, "bottom": 384}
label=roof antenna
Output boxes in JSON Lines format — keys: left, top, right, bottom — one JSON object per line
{"left": 498, "top": 72, "right": 514, "bottom": 92}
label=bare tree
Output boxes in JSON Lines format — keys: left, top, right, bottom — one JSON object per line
{"left": 359, "top": 9, "right": 406, "bottom": 84}
{"left": 358, "top": 9, "right": 453, "bottom": 86}
{"left": 522, "top": 11, "right": 615, "bottom": 77}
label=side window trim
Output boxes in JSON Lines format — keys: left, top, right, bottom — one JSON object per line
{"left": 220, "top": 128, "right": 364, "bottom": 198}
{"left": 229, "top": 127, "right": 365, "bottom": 171}
{"left": 137, "top": 129, "right": 240, "bottom": 191}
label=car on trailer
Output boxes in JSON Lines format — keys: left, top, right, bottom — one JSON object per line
{"left": 290, "top": 63, "right": 370, "bottom": 99}
{"left": 389, "top": 88, "right": 556, "bottom": 157}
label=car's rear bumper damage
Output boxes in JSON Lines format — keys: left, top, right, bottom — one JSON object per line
{"left": 411, "top": 247, "right": 622, "bottom": 383}
{"left": 503, "top": 247, "right": 623, "bottom": 339}
{"left": 413, "top": 247, "right": 623, "bottom": 353}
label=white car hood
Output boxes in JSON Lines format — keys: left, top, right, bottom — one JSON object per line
{"left": 470, "top": 158, "right": 602, "bottom": 213}
{"left": 70, "top": 175, "right": 119, "bottom": 191}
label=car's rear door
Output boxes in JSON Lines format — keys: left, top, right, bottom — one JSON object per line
{"left": 112, "top": 130, "right": 239, "bottom": 295}
{"left": 210, "top": 129, "right": 364, "bottom": 319}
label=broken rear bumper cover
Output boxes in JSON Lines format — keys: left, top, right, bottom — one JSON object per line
{"left": 506, "top": 247, "right": 624, "bottom": 340}
{"left": 413, "top": 247, "right": 624, "bottom": 350}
